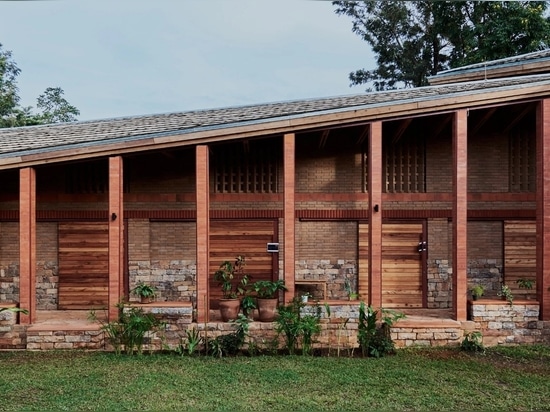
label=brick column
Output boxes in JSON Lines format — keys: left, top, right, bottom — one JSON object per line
{"left": 19, "top": 167, "right": 36, "bottom": 324}
{"left": 196, "top": 145, "right": 210, "bottom": 322}
{"left": 108, "top": 156, "right": 124, "bottom": 321}
{"left": 452, "top": 110, "right": 468, "bottom": 321}
{"left": 368, "top": 122, "right": 383, "bottom": 308}
{"left": 283, "top": 133, "right": 295, "bottom": 303}
{"left": 536, "top": 99, "right": 550, "bottom": 320}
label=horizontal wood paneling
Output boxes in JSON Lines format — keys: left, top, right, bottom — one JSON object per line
{"left": 58, "top": 222, "right": 109, "bottom": 309}
{"left": 209, "top": 220, "right": 275, "bottom": 309}
{"left": 504, "top": 220, "right": 537, "bottom": 298}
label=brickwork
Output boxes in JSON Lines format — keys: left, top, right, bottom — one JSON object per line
{"left": 295, "top": 148, "right": 363, "bottom": 193}
{"left": 426, "top": 134, "right": 452, "bottom": 192}
{"left": 26, "top": 327, "right": 104, "bottom": 350}
{"left": 36, "top": 222, "right": 58, "bottom": 310}
{"left": 469, "top": 133, "right": 509, "bottom": 192}
{"left": 0, "top": 307, "right": 26, "bottom": 349}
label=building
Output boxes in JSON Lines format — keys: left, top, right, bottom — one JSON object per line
{"left": 1, "top": 50, "right": 550, "bottom": 349}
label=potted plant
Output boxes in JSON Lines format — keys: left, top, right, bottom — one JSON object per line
{"left": 470, "top": 284, "right": 484, "bottom": 301}
{"left": 253, "top": 279, "right": 287, "bottom": 322}
{"left": 131, "top": 282, "right": 157, "bottom": 304}
{"left": 498, "top": 284, "right": 513, "bottom": 306}
{"left": 214, "top": 255, "right": 250, "bottom": 322}
{"left": 517, "top": 278, "right": 535, "bottom": 290}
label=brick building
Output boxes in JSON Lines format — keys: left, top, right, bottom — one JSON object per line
{"left": 1, "top": 50, "right": 550, "bottom": 349}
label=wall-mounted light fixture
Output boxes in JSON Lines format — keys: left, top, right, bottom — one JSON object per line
{"left": 373, "top": 204, "right": 379, "bottom": 212}
{"left": 111, "top": 212, "right": 117, "bottom": 221}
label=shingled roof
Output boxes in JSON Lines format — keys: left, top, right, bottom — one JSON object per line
{"left": 1, "top": 73, "right": 550, "bottom": 169}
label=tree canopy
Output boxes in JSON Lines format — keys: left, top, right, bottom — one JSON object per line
{"left": 0, "top": 43, "right": 79, "bottom": 127}
{"left": 333, "top": 1, "right": 550, "bottom": 90}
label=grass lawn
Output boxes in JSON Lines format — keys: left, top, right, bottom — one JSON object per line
{"left": 0, "top": 345, "right": 548, "bottom": 411}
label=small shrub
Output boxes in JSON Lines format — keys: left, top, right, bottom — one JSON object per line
{"left": 275, "top": 297, "right": 322, "bottom": 355}
{"left": 357, "top": 302, "right": 404, "bottom": 358}
{"left": 461, "top": 331, "right": 484, "bottom": 353}
{"left": 207, "top": 314, "right": 250, "bottom": 357}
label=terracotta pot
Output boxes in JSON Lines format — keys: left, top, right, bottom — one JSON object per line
{"left": 257, "top": 298, "right": 278, "bottom": 322}
{"left": 219, "top": 298, "right": 241, "bottom": 322}
{"left": 140, "top": 296, "right": 153, "bottom": 304}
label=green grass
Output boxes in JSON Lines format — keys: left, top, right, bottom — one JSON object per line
{"left": 0, "top": 346, "right": 549, "bottom": 411}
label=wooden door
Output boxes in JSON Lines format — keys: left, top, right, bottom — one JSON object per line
{"left": 359, "top": 222, "right": 425, "bottom": 308}
{"left": 209, "top": 220, "right": 276, "bottom": 309}
{"left": 504, "top": 220, "right": 536, "bottom": 299}
{"left": 58, "top": 222, "right": 109, "bottom": 309}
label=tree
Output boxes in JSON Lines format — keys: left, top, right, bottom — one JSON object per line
{"left": 0, "top": 43, "right": 79, "bottom": 127}
{"left": 333, "top": 1, "right": 550, "bottom": 91}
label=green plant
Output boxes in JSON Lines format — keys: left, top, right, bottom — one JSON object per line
{"left": 357, "top": 301, "right": 404, "bottom": 358}
{"left": 275, "top": 297, "right": 322, "bottom": 355}
{"left": 89, "top": 302, "right": 164, "bottom": 355}
{"left": 213, "top": 255, "right": 250, "bottom": 299}
{"left": 241, "top": 295, "right": 257, "bottom": 318}
{"left": 253, "top": 279, "right": 287, "bottom": 299}
{"left": 460, "top": 331, "right": 485, "bottom": 353}
{"left": 517, "top": 278, "right": 535, "bottom": 290}
{"left": 498, "top": 284, "right": 514, "bottom": 306}
{"left": 131, "top": 282, "right": 157, "bottom": 299}
{"left": 0, "top": 306, "right": 29, "bottom": 315}
{"left": 177, "top": 327, "right": 202, "bottom": 356}
{"left": 470, "top": 284, "right": 485, "bottom": 299}
{"left": 344, "top": 279, "right": 359, "bottom": 300}
{"left": 208, "top": 314, "right": 250, "bottom": 357}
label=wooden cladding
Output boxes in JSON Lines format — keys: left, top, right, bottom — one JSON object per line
{"left": 509, "top": 128, "right": 535, "bottom": 192}
{"left": 212, "top": 140, "right": 280, "bottom": 194}
{"left": 359, "top": 222, "right": 424, "bottom": 308}
{"left": 58, "top": 222, "right": 109, "bottom": 309}
{"left": 209, "top": 220, "right": 276, "bottom": 309}
{"left": 504, "top": 220, "right": 536, "bottom": 299}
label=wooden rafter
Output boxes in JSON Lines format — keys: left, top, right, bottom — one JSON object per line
{"left": 502, "top": 103, "right": 535, "bottom": 134}
{"left": 470, "top": 107, "right": 497, "bottom": 136}
{"left": 391, "top": 118, "right": 413, "bottom": 144}
{"left": 431, "top": 114, "right": 452, "bottom": 138}
{"left": 318, "top": 129, "right": 330, "bottom": 149}
{"left": 356, "top": 125, "right": 369, "bottom": 145}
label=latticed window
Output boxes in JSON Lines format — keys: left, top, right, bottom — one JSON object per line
{"left": 213, "top": 140, "right": 279, "bottom": 193}
{"left": 382, "top": 136, "right": 426, "bottom": 193}
{"left": 509, "top": 128, "right": 535, "bottom": 192}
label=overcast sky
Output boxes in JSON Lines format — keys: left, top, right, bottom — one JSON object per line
{"left": 0, "top": 0, "right": 374, "bottom": 122}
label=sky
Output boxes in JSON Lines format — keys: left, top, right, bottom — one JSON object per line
{"left": 0, "top": 0, "right": 374, "bottom": 122}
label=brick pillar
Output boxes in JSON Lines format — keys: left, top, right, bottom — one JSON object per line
{"left": 368, "top": 122, "right": 383, "bottom": 308}
{"left": 108, "top": 156, "right": 124, "bottom": 321}
{"left": 196, "top": 145, "right": 210, "bottom": 322}
{"left": 536, "top": 99, "right": 550, "bottom": 320}
{"left": 452, "top": 110, "right": 468, "bottom": 321}
{"left": 19, "top": 167, "right": 36, "bottom": 324}
{"left": 283, "top": 133, "right": 295, "bottom": 303}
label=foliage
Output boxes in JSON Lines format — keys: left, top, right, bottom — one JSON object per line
{"left": 176, "top": 327, "right": 203, "bottom": 356}
{"left": 0, "top": 43, "right": 79, "bottom": 127}
{"left": 470, "top": 284, "right": 485, "bottom": 299}
{"left": 275, "top": 297, "right": 322, "bottom": 355}
{"left": 1, "top": 347, "right": 549, "bottom": 410}
{"left": 252, "top": 279, "right": 287, "bottom": 299}
{"left": 240, "top": 295, "right": 256, "bottom": 318}
{"left": 207, "top": 314, "right": 250, "bottom": 357}
{"left": 498, "top": 284, "right": 514, "bottom": 306}
{"left": 213, "top": 255, "right": 250, "bottom": 299}
{"left": 0, "top": 306, "right": 28, "bottom": 315}
{"left": 333, "top": 1, "right": 550, "bottom": 90}
{"left": 357, "top": 301, "right": 404, "bottom": 358}
{"left": 131, "top": 282, "right": 157, "bottom": 299}
{"left": 517, "top": 278, "right": 535, "bottom": 289}
{"left": 89, "top": 302, "right": 164, "bottom": 355}
{"left": 460, "top": 331, "right": 485, "bottom": 353}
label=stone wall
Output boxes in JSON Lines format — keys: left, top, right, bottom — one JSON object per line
{"left": 468, "top": 299, "right": 547, "bottom": 345}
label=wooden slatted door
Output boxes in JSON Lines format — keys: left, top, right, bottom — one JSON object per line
{"left": 382, "top": 223, "right": 424, "bottom": 308}
{"left": 504, "top": 220, "right": 536, "bottom": 299}
{"left": 58, "top": 222, "right": 109, "bottom": 309}
{"left": 209, "top": 220, "right": 276, "bottom": 309}
{"left": 359, "top": 222, "right": 425, "bottom": 308}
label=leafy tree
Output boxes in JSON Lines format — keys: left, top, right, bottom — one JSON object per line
{"left": 0, "top": 43, "right": 79, "bottom": 127}
{"left": 333, "top": 1, "right": 550, "bottom": 90}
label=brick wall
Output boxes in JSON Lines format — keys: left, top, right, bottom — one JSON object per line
{"left": 467, "top": 221, "right": 503, "bottom": 297}
{"left": 0, "top": 222, "right": 19, "bottom": 303}
{"left": 468, "top": 133, "right": 509, "bottom": 192}
{"left": 36, "top": 222, "right": 58, "bottom": 310}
